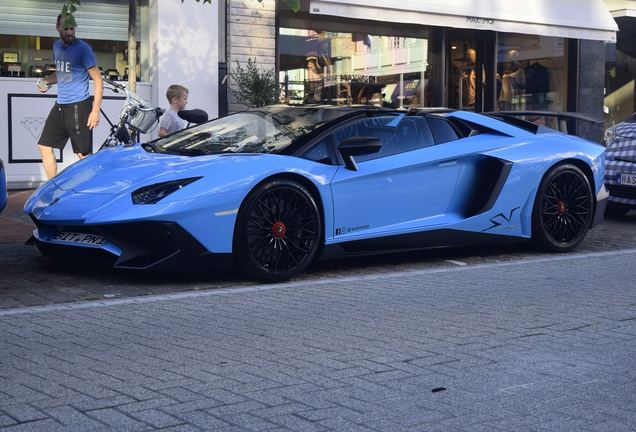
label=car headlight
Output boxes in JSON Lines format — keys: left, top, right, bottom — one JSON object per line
{"left": 602, "top": 125, "right": 616, "bottom": 148}
{"left": 131, "top": 177, "right": 201, "bottom": 205}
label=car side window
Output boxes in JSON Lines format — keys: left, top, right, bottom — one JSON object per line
{"left": 298, "top": 137, "right": 336, "bottom": 165}
{"left": 333, "top": 115, "right": 434, "bottom": 163}
{"left": 426, "top": 116, "right": 461, "bottom": 144}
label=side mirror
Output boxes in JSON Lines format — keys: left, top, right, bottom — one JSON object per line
{"left": 338, "top": 137, "right": 382, "bottom": 171}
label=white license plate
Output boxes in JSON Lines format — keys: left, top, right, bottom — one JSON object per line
{"left": 50, "top": 232, "right": 108, "bottom": 246}
{"left": 618, "top": 173, "right": 636, "bottom": 186}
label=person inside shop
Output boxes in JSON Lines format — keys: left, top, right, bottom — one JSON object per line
{"left": 36, "top": 14, "right": 103, "bottom": 179}
{"left": 159, "top": 84, "right": 189, "bottom": 137}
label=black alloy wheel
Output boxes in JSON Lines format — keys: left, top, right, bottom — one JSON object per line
{"left": 532, "top": 163, "right": 593, "bottom": 252}
{"left": 234, "top": 179, "right": 322, "bottom": 282}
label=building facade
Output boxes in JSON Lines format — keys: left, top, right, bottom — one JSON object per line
{"left": 0, "top": 0, "right": 620, "bottom": 187}
{"left": 246, "top": 0, "right": 616, "bottom": 138}
{"left": 225, "top": 0, "right": 618, "bottom": 137}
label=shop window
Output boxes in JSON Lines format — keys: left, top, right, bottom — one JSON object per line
{"left": 603, "top": 17, "right": 636, "bottom": 129}
{"left": 496, "top": 33, "right": 568, "bottom": 125}
{"left": 279, "top": 24, "right": 432, "bottom": 109}
{"left": 0, "top": 0, "right": 147, "bottom": 81}
{"left": 0, "top": 34, "right": 146, "bottom": 81}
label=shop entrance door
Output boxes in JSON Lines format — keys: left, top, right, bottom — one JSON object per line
{"left": 447, "top": 30, "right": 483, "bottom": 111}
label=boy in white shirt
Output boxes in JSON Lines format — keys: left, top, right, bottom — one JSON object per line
{"left": 159, "top": 84, "right": 188, "bottom": 137}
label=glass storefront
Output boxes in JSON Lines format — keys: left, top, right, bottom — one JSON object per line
{"left": 603, "top": 16, "right": 636, "bottom": 130}
{"left": 279, "top": 20, "right": 433, "bottom": 109}
{"left": 0, "top": 0, "right": 147, "bottom": 82}
{"left": 446, "top": 29, "right": 479, "bottom": 111}
{"left": 278, "top": 10, "right": 571, "bottom": 128}
{"left": 0, "top": 35, "right": 140, "bottom": 81}
{"left": 496, "top": 33, "right": 569, "bottom": 113}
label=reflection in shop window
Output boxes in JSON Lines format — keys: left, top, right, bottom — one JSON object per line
{"left": 496, "top": 33, "right": 568, "bottom": 129}
{"left": 603, "top": 37, "right": 636, "bottom": 129}
{"left": 279, "top": 27, "right": 431, "bottom": 109}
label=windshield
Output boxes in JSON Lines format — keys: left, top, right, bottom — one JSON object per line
{"left": 153, "top": 105, "right": 352, "bottom": 156}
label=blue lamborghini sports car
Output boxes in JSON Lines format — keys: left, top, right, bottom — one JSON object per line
{"left": 25, "top": 105, "right": 608, "bottom": 282}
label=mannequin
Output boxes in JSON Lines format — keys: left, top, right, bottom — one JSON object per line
{"left": 498, "top": 49, "right": 524, "bottom": 110}
{"left": 462, "top": 48, "right": 477, "bottom": 106}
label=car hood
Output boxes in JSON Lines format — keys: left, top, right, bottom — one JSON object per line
{"left": 52, "top": 145, "right": 243, "bottom": 195}
{"left": 616, "top": 120, "right": 636, "bottom": 139}
{"left": 609, "top": 121, "right": 636, "bottom": 161}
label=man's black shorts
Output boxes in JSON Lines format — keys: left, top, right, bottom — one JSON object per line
{"left": 39, "top": 98, "right": 93, "bottom": 155}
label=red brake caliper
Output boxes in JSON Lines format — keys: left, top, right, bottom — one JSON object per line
{"left": 557, "top": 201, "right": 567, "bottom": 215}
{"left": 272, "top": 222, "right": 286, "bottom": 239}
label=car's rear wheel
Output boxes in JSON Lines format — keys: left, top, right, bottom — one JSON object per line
{"left": 234, "top": 179, "right": 322, "bottom": 282}
{"left": 532, "top": 163, "right": 593, "bottom": 252}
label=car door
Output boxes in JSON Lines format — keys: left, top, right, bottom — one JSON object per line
{"left": 329, "top": 114, "right": 465, "bottom": 242}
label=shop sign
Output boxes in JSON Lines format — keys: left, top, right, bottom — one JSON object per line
{"left": 466, "top": 16, "right": 495, "bottom": 26}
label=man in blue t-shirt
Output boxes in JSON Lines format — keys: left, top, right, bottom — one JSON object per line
{"left": 37, "top": 14, "right": 103, "bottom": 178}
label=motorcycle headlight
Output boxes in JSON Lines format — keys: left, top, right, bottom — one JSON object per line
{"left": 131, "top": 177, "right": 201, "bottom": 205}
{"left": 602, "top": 125, "right": 616, "bottom": 148}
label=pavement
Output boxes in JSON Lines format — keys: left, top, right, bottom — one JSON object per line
{"left": 0, "top": 189, "right": 35, "bottom": 244}
{"left": 1, "top": 249, "right": 635, "bottom": 431}
{"left": 2, "top": 190, "right": 636, "bottom": 430}
{"left": 2, "top": 188, "right": 636, "bottom": 313}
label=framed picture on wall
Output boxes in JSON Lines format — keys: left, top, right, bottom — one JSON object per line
{"left": 8, "top": 94, "right": 62, "bottom": 163}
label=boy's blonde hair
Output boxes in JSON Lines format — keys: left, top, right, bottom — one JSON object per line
{"left": 166, "top": 84, "right": 188, "bottom": 103}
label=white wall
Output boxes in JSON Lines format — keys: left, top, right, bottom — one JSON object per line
{"left": 151, "top": 0, "right": 218, "bottom": 121}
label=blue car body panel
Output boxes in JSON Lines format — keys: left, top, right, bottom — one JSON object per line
{"left": 28, "top": 151, "right": 337, "bottom": 254}
{"left": 328, "top": 130, "right": 604, "bottom": 245}
{"left": 24, "top": 106, "right": 607, "bottom": 275}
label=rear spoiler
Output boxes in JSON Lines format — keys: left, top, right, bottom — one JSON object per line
{"left": 485, "top": 111, "right": 604, "bottom": 134}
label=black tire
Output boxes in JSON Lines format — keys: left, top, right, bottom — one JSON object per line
{"left": 532, "top": 164, "right": 593, "bottom": 252}
{"left": 234, "top": 179, "right": 322, "bottom": 282}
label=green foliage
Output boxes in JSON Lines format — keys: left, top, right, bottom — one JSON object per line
{"left": 60, "top": 1, "right": 79, "bottom": 27}
{"left": 229, "top": 58, "right": 279, "bottom": 108}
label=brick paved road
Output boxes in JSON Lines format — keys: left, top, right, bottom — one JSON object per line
{"left": 1, "top": 187, "right": 635, "bottom": 309}
{"left": 1, "top": 251, "right": 635, "bottom": 430}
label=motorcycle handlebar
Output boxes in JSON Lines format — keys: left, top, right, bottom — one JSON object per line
{"left": 102, "top": 75, "right": 162, "bottom": 114}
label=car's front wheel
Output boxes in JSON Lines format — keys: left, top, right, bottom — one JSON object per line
{"left": 532, "top": 163, "right": 593, "bottom": 252}
{"left": 234, "top": 179, "right": 322, "bottom": 282}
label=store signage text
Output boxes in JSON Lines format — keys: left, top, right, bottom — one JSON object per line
{"left": 466, "top": 16, "right": 495, "bottom": 25}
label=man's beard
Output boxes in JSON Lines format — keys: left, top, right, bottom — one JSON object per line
{"left": 62, "top": 34, "right": 75, "bottom": 45}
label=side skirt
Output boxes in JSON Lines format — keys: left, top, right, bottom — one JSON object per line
{"left": 319, "top": 228, "right": 526, "bottom": 260}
